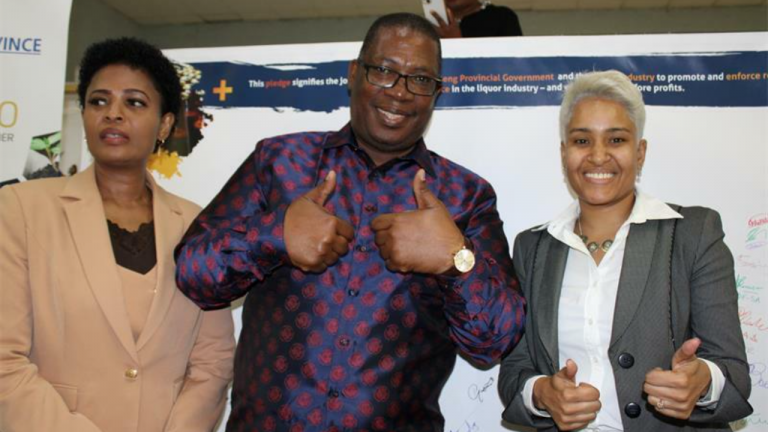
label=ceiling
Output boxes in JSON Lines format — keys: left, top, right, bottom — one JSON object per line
{"left": 98, "top": 0, "right": 768, "bottom": 26}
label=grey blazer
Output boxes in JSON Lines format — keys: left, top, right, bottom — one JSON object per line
{"left": 499, "top": 206, "right": 752, "bottom": 432}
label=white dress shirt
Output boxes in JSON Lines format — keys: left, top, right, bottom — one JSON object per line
{"left": 521, "top": 191, "right": 725, "bottom": 431}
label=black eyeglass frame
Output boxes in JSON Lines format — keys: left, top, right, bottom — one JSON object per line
{"left": 357, "top": 61, "right": 443, "bottom": 97}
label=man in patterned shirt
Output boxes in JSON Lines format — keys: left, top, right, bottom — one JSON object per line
{"left": 175, "top": 12, "right": 524, "bottom": 432}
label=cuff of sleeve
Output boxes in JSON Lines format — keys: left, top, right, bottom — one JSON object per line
{"left": 225, "top": 207, "right": 289, "bottom": 279}
{"left": 246, "top": 206, "right": 289, "bottom": 270}
{"left": 435, "top": 266, "right": 475, "bottom": 290}
{"left": 523, "top": 375, "right": 552, "bottom": 418}
{"left": 696, "top": 358, "right": 725, "bottom": 409}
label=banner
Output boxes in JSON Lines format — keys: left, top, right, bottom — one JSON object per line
{"left": 190, "top": 52, "right": 768, "bottom": 111}
{"left": 163, "top": 32, "right": 768, "bottom": 432}
{"left": 0, "top": 0, "right": 73, "bottom": 183}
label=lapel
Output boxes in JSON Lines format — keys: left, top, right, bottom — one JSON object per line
{"left": 60, "top": 166, "right": 139, "bottom": 363}
{"left": 136, "top": 175, "right": 184, "bottom": 351}
{"left": 533, "top": 233, "right": 568, "bottom": 372}
{"left": 610, "top": 220, "right": 659, "bottom": 347}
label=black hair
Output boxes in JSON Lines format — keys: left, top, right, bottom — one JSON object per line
{"left": 77, "top": 37, "right": 182, "bottom": 121}
{"left": 359, "top": 13, "right": 442, "bottom": 73}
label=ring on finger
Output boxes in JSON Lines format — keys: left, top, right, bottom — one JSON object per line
{"left": 656, "top": 399, "right": 666, "bottom": 410}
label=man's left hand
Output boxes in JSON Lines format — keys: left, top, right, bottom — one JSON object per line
{"left": 372, "top": 169, "right": 465, "bottom": 275}
{"left": 644, "top": 338, "right": 713, "bottom": 420}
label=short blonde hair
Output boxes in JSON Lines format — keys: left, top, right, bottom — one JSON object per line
{"left": 559, "top": 70, "right": 646, "bottom": 141}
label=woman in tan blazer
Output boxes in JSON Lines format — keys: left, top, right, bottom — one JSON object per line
{"left": 0, "top": 38, "right": 235, "bottom": 432}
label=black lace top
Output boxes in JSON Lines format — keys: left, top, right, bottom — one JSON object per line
{"left": 107, "top": 220, "right": 157, "bottom": 274}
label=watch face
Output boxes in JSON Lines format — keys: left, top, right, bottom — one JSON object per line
{"left": 454, "top": 248, "right": 476, "bottom": 273}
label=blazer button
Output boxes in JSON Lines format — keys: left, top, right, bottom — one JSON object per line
{"left": 624, "top": 402, "right": 641, "bottom": 418}
{"left": 124, "top": 368, "right": 139, "bottom": 380}
{"left": 618, "top": 352, "right": 635, "bottom": 368}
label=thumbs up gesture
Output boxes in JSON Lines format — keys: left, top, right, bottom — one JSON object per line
{"left": 644, "top": 338, "right": 712, "bottom": 420}
{"left": 371, "top": 169, "right": 464, "bottom": 274}
{"left": 285, "top": 171, "right": 355, "bottom": 272}
{"left": 532, "top": 360, "right": 601, "bottom": 431}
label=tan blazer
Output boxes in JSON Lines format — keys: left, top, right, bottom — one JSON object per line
{"left": 0, "top": 166, "right": 235, "bottom": 432}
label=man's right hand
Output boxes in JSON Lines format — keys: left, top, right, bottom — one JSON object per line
{"left": 284, "top": 171, "right": 354, "bottom": 272}
{"left": 532, "top": 359, "right": 601, "bottom": 431}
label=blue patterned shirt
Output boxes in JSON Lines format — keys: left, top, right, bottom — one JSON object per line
{"left": 175, "top": 123, "right": 525, "bottom": 432}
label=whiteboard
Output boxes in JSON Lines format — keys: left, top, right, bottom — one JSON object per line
{"left": 158, "top": 32, "right": 768, "bottom": 431}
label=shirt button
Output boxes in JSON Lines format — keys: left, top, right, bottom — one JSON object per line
{"left": 588, "top": 318, "right": 594, "bottom": 325}
{"left": 355, "top": 245, "right": 369, "bottom": 253}
{"left": 339, "top": 337, "right": 351, "bottom": 347}
{"left": 347, "top": 289, "right": 359, "bottom": 297}
{"left": 328, "top": 389, "right": 340, "bottom": 398}
{"left": 124, "top": 368, "right": 139, "bottom": 379}
{"left": 364, "top": 204, "right": 378, "bottom": 213}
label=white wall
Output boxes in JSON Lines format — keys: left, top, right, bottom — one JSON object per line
{"left": 66, "top": 0, "right": 140, "bottom": 81}
{"left": 65, "top": 1, "right": 768, "bottom": 82}
{"left": 519, "top": 7, "right": 768, "bottom": 35}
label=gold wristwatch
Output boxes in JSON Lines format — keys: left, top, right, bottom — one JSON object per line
{"left": 452, "top": 243, "right": 476, "bottom": 273}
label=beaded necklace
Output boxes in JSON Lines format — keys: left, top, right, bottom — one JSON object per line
{"left": 577, "top": 218, "right": 613, "bottom": 254}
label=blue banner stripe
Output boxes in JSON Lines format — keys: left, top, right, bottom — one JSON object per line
{"left": 189, "top": 52, "right": 768, "bottom": 111}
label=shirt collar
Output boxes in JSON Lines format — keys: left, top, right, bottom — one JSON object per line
{"left": 323, "top": 122, "right": 437, "bottom": 178}
{"left": 533, "top": 190, "right": 683, "bottom": 233}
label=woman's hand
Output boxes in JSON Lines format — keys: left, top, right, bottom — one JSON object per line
{"left": 431, "top": 9, "right": 462, "bottom": 38}
{"left": 532, "top": 359, "right": 602, "bottom": 431}
{"left": 644, "top": 338, "right": 712, "bottom": 420}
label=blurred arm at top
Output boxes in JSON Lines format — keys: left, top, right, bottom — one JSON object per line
{"left": 432, "top": 0, "right": 523, "bottom": 38}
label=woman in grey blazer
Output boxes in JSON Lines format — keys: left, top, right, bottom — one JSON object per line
{"left": 498, "top": 70, "right": 751, "bottom": 432}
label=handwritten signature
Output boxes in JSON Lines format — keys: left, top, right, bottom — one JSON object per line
{"left": 737, "top": 292, "right": 761, "bottom": 304}
{"left": 742, "top": 330, "right": 759, "bottom": 344}
{"left": 737, "top": 254, "right": 767, "bottom": 269}
{"left": 738, "top": 308, "right": 768, "bottom": 332}
{"left": 449, "top": 420, "right": 480, "bottom": 432}
{"left": 745, "top": 226, "right": 767, "bottom": 250}
{"left": 736, "top": 274, "right": 763, "bottom": 292}
{"left": 731, "top": 414, "right": 768, "bottom": 430}
{"left": 468, "top": 377, "right": 495, "bottom": 403}
{"left": 749, "top": 362, "right": 768, "bottom": 389}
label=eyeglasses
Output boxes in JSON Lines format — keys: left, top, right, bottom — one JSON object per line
{"left": 358, "top": 61, "right": 442, "bottom": 97}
